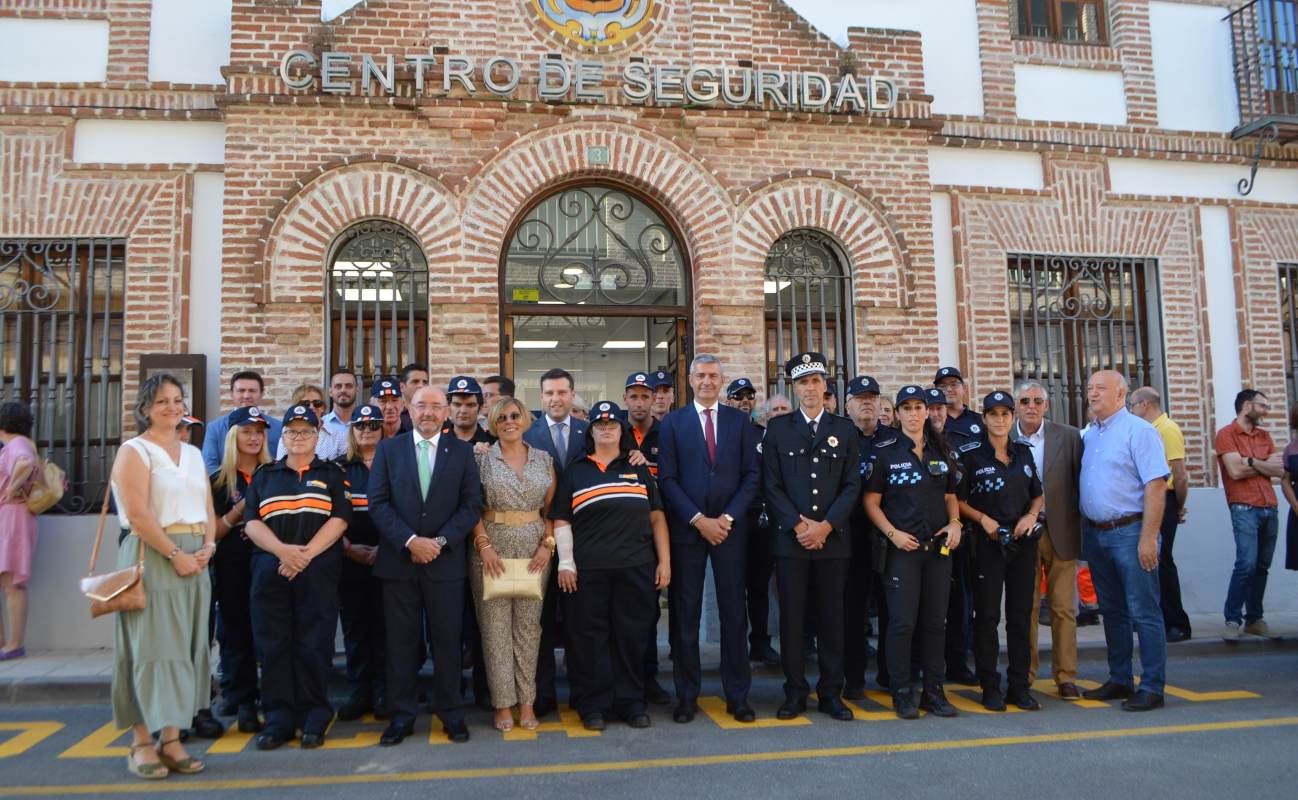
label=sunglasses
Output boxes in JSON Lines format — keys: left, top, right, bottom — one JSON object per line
{"left": 354, "top": 422, "right": 383, "bottom": 432}
{"left": 495, "top": 411, "right": 526, "bottom": 423}
{"left": 1018, "top": 397, "right": 1046, "bottom": 406}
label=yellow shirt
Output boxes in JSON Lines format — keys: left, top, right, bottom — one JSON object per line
{"left": 1151, "top": 413, "right": 1185, "bottom": 490}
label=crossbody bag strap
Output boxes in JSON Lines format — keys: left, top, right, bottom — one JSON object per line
{"left": 89, "top": 439, "right": 152, "bottom": 576}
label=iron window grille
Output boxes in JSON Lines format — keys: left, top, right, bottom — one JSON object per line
{"left": 1280, "top": 262, "right": 1298, "bottom": 405}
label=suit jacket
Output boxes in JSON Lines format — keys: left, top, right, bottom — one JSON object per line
{"left": 761, "top": 410, "right": 861, "bottom": 560}
{"left": 369, "top": 431, "right": 483, "bottom": 582}
{"left": 656, "top": 403, "right": 761, "bottom": 547}
{"left": 1017, "top": 419, "right": 1083, "bottom": 561}
{"left": 523, "top": 414, "right": 589, "bottom": 472}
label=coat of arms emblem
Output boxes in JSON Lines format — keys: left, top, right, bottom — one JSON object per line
{"left": 527, "top": 0, "right": 658, "bottom": 50}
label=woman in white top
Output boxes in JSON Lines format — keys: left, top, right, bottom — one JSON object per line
{"left": 109, "top": 374, "right": 217, "bottom": 780}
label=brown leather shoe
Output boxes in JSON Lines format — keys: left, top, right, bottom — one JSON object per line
{"left": 1057, "top": 682, "right": 1082, "bottom": 700}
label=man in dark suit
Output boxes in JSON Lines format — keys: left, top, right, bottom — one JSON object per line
{"left": 521, "top": 368, "right": 589, "bottom": 716}
{"left": 1014, "top": 379, "right": 1083, "bottom": 700}
{"left": 369, "top": 385, "right": 483, "bottom": 745}
{"left": 763, "top": 352, "right": 862, "bottom": 721}
{"left": 657, "top": 355, "right": 761, "bottom": 724}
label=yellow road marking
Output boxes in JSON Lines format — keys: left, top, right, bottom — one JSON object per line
{"left": 697, "top": 696, "right": 811, "bottom": 729}
{"left": 8, "top": 716, "right": 1298, "bottom": 796}
{"left": 1031, "top": 679, "right": 1109, "bottom": 709}
{"left": 206, "top": 726, "right": 254, "bottom": 755}
{"left": 0, "top": 723, "right": 64, "bottom": 758}
{"left": 58, "top": 722, "right": 129, "bottom": 759}
{"left": 945, "top": 686, "right": 1025, "bottom": 714}
{"left": 1161, "top": 686, "right": 1261, "bottom": 702}
{"left": 502, "top": 708, "right": 601, "bottom": 741}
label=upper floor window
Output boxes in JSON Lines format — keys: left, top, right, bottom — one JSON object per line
{"left": 1012, "top": 0, "right": 1108, "bottom": 44}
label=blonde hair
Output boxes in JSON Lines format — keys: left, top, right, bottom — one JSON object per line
{"left": 486, "top": 397, "right": 530, "bottom": 439}
{"left": 213, "top": 423, "right": 270, "bottom": 493}
{"left": 290, "top": 383, "right": 326, "bottom": 407}
{"left": 345, "top": 417, "right": 386, "bottom": 461}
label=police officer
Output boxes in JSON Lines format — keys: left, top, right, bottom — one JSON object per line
{"left": 935, "top": 366, "right": 983, "bottom": 442}
{"left": 729, "top": 378, "right": 777, "bottom": 666}
{"left": 863, "top": 385, "right": 963, "bottom": 720}
{"left": 959, "top": 391, "right": 1044, "bottom": 712}
{"left": 650, "top": 370, "right": 675, "bottom": 422}
{"left": 242, "top": 404, "right": 352, "bottom": 750}
{"left": 843, "top": 375, "right": 888, "bottom": 697}
{"left": 763, "top": 352, "right": 861, "bottom": 721}
{"left": 930, "top": 377, "right": 980, "bottom": 686}
{"left": 726, "top": 378, "right": 757, "bottom": 420}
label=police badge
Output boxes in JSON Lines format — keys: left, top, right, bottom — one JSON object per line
{"left": 827, "top": 435, "right": 838, "bottom": 447}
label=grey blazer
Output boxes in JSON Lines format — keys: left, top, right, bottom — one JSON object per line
{"left": 1019, "top": 419, "right": 1083, "bottom": 561}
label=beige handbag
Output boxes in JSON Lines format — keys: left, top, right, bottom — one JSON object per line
{"left": 24, "top": 457, "right": 66, "bottom": 515}
{"left": 78, "top": 484, "right": 145, "bottom": 618}
{"left": 482, "top": 558, "right": 543, "bottom": 601}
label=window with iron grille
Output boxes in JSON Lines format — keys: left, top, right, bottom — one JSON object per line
{"left": 1280, "top": 262, "right": 1298, "bottom": 405}
{"left": 1008, "top": 254, "right": 1165, "bottom": 428}
{"left": 326, "top": 220, "right": 429, "bottom": 385}
{"left": 1011, "top": 0, "right": 1107, "bottom": 44}
{"left": 0, "top": 239, "right": 125, "bottom": 512}
{"left": 764, "top": 230, "right": 855, "bottom": 401}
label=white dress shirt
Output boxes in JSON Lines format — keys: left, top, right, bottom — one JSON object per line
{"left": 694, "top": 399, "right": 722, "bottom": 446}
{"left": 1016, "top": 421, "right": 1046, "bottom": 511}
{"left": 801, "top": 409, "right": 825, "bottom": 429}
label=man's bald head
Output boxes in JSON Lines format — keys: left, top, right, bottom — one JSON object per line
{"left": 411, "top": 385, "right": 448, "bottom": 436}
{"left": 1087, "top": 370, "right": 1129, "bottom": 421}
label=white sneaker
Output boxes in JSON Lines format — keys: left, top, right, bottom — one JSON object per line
{"left": 1223, "top": 621, "right": 1242, "bottom": 641}
{"left": 1243, "top": 620, "right": 1281, "bottom": 640}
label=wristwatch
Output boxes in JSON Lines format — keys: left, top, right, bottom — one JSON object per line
{"left": 165, "top": 547, "right": 180, "bottom": 561}
{"left": 722, "top": 513, "right": 735, "bottom": 524}
{"left": 1247, "top": 456, "right": 1255, "bottom": 467}
{"left": 542, "top": 536, "right": 557, "bottom": 550}
{"left": 433, "top": 536, "right": 448, "bottom": 548}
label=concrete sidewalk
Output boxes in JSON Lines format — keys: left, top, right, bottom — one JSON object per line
{"left": 3, "top": 612, "right": 1295, "bottom": 705}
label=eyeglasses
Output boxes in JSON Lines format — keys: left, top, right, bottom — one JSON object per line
{"left": 414, "top": 404, "right": 447, "bottom": 412}
{"left": 282, "top": 429, "right": 317, "bottom": 440}
{"left": 1018, "top": 397, "right": 1046, "bottom": 406}
{"left": 495, "top": 411, "right": 525, "bottom": 423}
{"left": 354, "top": 422, "right": 383, "bottom": 432}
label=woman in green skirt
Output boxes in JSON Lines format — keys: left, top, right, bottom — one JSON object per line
{"left": 109, "top": 374, "right": 217, "bottom": 779}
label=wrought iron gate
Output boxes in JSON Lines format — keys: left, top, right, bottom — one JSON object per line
{"left": 1008, "top": 254, "right": 1165, "bottom": 428}
{"left": 0, "top": 238, "right": 125, "bottom": 512}
{"left": 764, "top": 230, "right": 854, "bottom": 400}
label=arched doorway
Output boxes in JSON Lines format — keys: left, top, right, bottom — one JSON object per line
{"left": 500, "top": 183, "right": 692, "bottom": 409}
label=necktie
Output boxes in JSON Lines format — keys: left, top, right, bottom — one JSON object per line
{"left": 417, "top": 439, "right": 432, "bottom": 497}
{"left": 810, "top": 417, "right": 818, "bottom": 437}
{"left": 704, "top": 408, "right": 717, "bottom": 465}
{"left": 552, "top": 422, "right": 568, "bottom": 461}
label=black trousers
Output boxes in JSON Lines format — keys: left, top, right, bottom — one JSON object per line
{"left": 213, "top": 539, "right": 258, "bottom": 708}
{"left": 843, "top": 527, "right": 873, "bottom": 688}
{"left": 872, "top": 573, "right": 891, "bottom": 687}
{"left": 972, "top": 535, "right": 1036, "bottom": 692}
{"left": 774, "top": 556, "right": 848, "bottom": 700}
{"left": 745, "top": 515, "right": 774, "bottom": 651}
{"left": 338, "top": 561, "right": 386, "bottom": 703}
{"left": 884, "top": 546, "right": 952, "bottom": 692}
{"left": 643, "top": 589, "right": 662, "bottom": 685}
{"left": 250, "top": 550, "right": 340, "bottom": 736}
{"left": 462, "top": 581, "right": 489, "bottom": 705}
{"left": 1159, "top": 491, "right": 1192, "bottom": 634}
{"left": 669, "top": 534, "right": 752, "bottom": 705}
{"left": 567, "top": 562, "right": 656, "bottom": 718}
{"left": 944, "top": 542, "right": 974, "bottom": 674}
{"left": 535, "top": 566, "right": 565, "bottom": 705}
{"left": 383, "top": 576, "right": 465, "bottom": 726}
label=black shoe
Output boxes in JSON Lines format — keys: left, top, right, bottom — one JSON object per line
{"left": 379, "top": 721, "right": 413, "bottom": 747}
{"left": 581, "top": 713, "right": 606, "bottom": 731}
{"left": 645, "top": 679, "right": 673, "bottom": 706}
{"left": 1082, "top": 681, "right": 1133, "bottom": 701}
{"left": 255, "top": 730, "right": 291, "bottom": 751}
{"left": 1077, "top": 609, "right": 1101, "bottom": 627}
{"left": 749, "top": 644, "right": 781, "bottom": 667}
{"left": 1166, "top": 627, "right": 1191, "bottom": 643}
{"left": 1006, "top": 689, "right": 1042, "bottom": 711}
{"left": 627, "top": 712, "right": 651, "bottom": 729}
{"left": 215, "top": 698, "right": 240, "bottom": 716}
{"left": 672, "top": 700, "right": 697, "bottom": 724}
{"left": 981, "top": 687, "right": 1006, "bottom": 712}
{"left": 776, "top": 696, "right": 806, "bottom": 720}
{"left": 726, "top": 701, "right": 756, "bottom": 723}
{"left": 1121, "top": 691, "right": 1164, "bottom": 712}
{"left": 443, "top": 719, "right": 470, "bottom": 743}
{"left": 920, "top": 688, "right": 958, "bottom": 717}
{"left": 817, "top": 697, "right": 854, "bottom": 721}
{"left": 190, "top": 709, "right": 225, "bottom": 739}
{"left": 533, "top": 698, "right": 558, "bottom": 718}
{"left": 946, "top": 667, "right": 979, "bottom": 686}
{"left": 892, "top": 690, "right": 920, "bottom": 720}
{"left": 337, "top": 694, "right": 373, "bottom": 722}
{"left": 300, "top": 731, "right": 325, "bottom": 749}
{"left": 237, "top": 705, "right": 263, "bottom": 733}
{"left": 842, "top": 683, "right": 865, "bottom": 701}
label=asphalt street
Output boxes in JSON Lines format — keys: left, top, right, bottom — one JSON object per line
{"left": 0, "top": 646, "right": 1295, "bottom": 799}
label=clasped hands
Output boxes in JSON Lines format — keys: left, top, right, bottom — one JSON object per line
{"left": 794, "top": 516, "right": 832, "bottom": 550}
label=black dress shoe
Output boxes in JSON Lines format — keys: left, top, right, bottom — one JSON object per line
{"left": 1076, "top": 609, "right": 1101, "bottom": 627}
{"left": 533, "top": 698, "right": 558, "bottom": 718}
{"left": 581, "top": 713, "right": 606, "bottom": 731}
{"left": 237, "top": 705, "right": 263, "bottom": 733}
{"left": 981, "top": 687, "right": 1006, "bottom": 712}
{"left": 1166, "top": 627, "right": 1191, "bottom": 643}
{"left": 919, "top": 688, "right": 958, "bottom": 717}
{"left": 1121, "top": 690, "right": 1164, "bottom": 712}
{"left": 190, "top": 709, "right": 225, "bottom": 739}
{"left": 726, "top": 701, "right": 756, "bottom": 723}
{"left": 255, "top": 730, "right": 291, "bottom": 751}
{"left": 749, "top": 644, "right": 781, "bottom": 667}
{"left": 946, "top": 667, "right": 979, "bottom": 687}
{"left": 1006, "top": 689, "right": 1042, "bottom": 711}
{"left": 842, "top": 683, "right": 865, "bottom": 701}
{"left": 300, "top": 731, "right": 325, "bottom": 749}
{"left": 627, "top": 712, "right": 651, "bottom": 729}
{"left": 216, "top": 698, "right": 240, "bottom": 716}
{"left": 379, "top": 722, "right": 413, "bottom": 747}
{"left": 817, "top": 697, "right": 854, "bottom": 721}
{"left": 892, "top": 690, "right": 920, "bottom": 720}
{"left": 1082, "top": 681, "right": 1133, "bottom": 701}
{"left": 645, "top": 679, "right": 673, "bottom": 706}
{"left": 1057, "top": 683, "right": 1082, "bottom": 701}
{"left": 443, "top": 720, "right": 470, "bottom": 743}
{"left": 672, "top": 700, "right": 697, "bottom": 724}
{"left": 776, "top": 697, "right": 806, "bottom": 720}
{"left": 337, "top": 694, "right": 373, "bottom": 722}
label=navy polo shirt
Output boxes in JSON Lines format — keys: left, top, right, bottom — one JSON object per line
{"left": 959, "top": 439, "right": 1043, "bottom": 527}
{"left": 550, "top": 454, "right": 662, "bottom": 570}
{"left": 864, "top": 435, "right": 958, "bottom": 540}
{"left": 243, "top": 457, "right": 351, "bottom": 552}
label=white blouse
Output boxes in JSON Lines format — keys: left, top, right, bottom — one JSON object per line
{"left": 111, "top": 437, "right": 210, "bottom": 529}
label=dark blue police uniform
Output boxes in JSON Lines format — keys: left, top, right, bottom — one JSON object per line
{"left": 843, "top": 375, "right": 888, "bottom": 695}
{"left": 734, "top": 375, "right": 777, "bottom": 666}
{"left": 934, "top": 369, "right": 983, "bottom": 685}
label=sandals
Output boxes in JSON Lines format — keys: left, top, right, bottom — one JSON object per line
{"left": 518, "top": 716, "right": 540, "bottom": 731}
{"left": 126, "top": 742, "right": 169, "bottom": 780}
{"left": 493, "top": 712, "right": 514, "bottom": 732}
{"left": 155, "top": 738, "right": 205, "bottom": 774}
